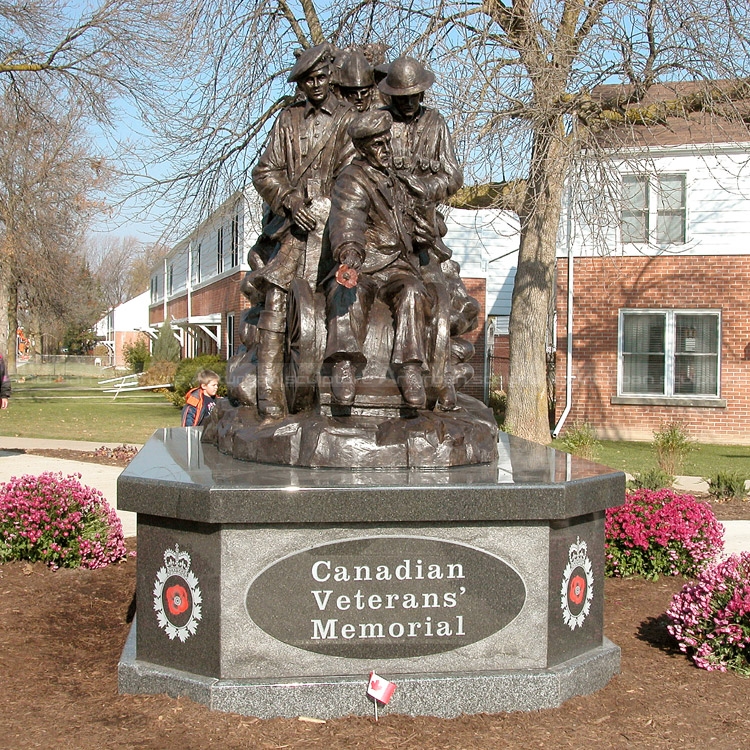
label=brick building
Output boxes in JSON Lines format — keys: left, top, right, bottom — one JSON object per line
{"left": 554, "top": 83, "right": 750, "bottom": 444}
{"left": 149, "top": 192, "right": 519, "bottom": 403}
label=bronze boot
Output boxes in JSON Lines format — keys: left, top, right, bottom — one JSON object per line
{"left": 256, "top": 329, "right": 286, "bottom": 418}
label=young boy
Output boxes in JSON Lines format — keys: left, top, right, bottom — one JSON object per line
{"left": 181, "top": 369, "right": 220, "bottom": 426}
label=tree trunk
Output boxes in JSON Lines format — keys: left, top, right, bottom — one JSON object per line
{"left": 0, "top": 265, "right": 9, "bottom": 371}
{"left": 6, "top": 281, "right": 18, "bottom": 373}
{"left": 505, "top": 122, "right": 567, "bottom": 444}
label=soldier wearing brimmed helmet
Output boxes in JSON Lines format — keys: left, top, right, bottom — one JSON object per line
{"left": 245, "top": 43, "right": 356, "bottom": 418}
{"left": 378, "top": 56, "right": 462, "bottom": 205}
{"left": 379, "top": 56, "right": 470, "bottom": 411}
{"left": 335, "top": 49, "right": 376, "bottom": 112}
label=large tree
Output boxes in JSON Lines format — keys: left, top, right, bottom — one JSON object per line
{"left": 86, "top": 234, "right": 170, "bottom": 310}
{"left": 116, "top": 1, "right": 750, "bottom": 441}
{"left": 0, "top": 88, "right": 107, "bottom": 367}
{"left": 0, "top": 0, "right": 194, "bottom": 365}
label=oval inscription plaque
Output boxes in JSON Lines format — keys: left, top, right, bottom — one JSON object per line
{"left": 246, "top": 536, "right": 526, "bottom": 659}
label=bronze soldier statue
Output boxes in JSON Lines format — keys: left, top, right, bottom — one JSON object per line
{"left": 243, "top": 44, "right": 356, "bottom": 418}
{"left": 324, "top": 110, "right": 433, "bottom": 409}
{"left": 379, "top": 56, "right": 463, "bottom": 208}
{"left": 335, "top": 49, "right": 376, "bottom": 112}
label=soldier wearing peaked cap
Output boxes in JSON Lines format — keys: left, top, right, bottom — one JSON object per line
{"left": 244, "top": 43, "right": 356, "bottom": 418}
{"left": 324, "top": 109, "right": 434, "bottom": 410}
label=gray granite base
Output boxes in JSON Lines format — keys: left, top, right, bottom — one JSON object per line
{"left": 119, "top": 619, "right": 620, "bottom": 718}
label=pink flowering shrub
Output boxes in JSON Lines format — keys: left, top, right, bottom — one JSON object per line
{"left": 667, "top": 552, "right": 750, "bottom": 675}
{"left": 0, "top": 472, "right": 128, "bottom": 569}
{"left": 605, "top": 488, "right": 724, "bottom": 580}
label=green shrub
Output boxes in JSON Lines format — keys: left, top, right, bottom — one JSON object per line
{"left": 627, "top": 467, "right": 675, "bottom": 492}
{"left": 140, "top": 361, "right": 178, "bottom": 390}
{"left": 123, "top": 335, "right": 152, "bottom": 374}
{"left": 151, "top": 321, "right": 181, "bottom": 362}
{"left": 652, "top": 421, "right": 695, "bottom": 476}
{"left": 705, "top": 471, "right": 749, "bottom": 501}
{"left": 165, "top": 355, "right": 227, "bottom": 408}
{"left": 560, "top": 422, "right": 601, "bottom": 461}
{"left": 488, "top": 388, "right": 506, "bottom": 423}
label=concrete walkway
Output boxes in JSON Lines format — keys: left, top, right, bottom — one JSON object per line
{"left": 0, "top": 437, "right": 748, "bottom": 553}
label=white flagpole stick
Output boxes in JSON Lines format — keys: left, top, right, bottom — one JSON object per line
{"left": 374, "top": 700, "right": 379, "bottom": 721}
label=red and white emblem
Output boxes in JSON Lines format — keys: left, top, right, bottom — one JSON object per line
{"left": 153, "top": 544, "right": 203, "bottom": 641}
{"left": 560, "top": 537, "right": 594, "bottom": 630}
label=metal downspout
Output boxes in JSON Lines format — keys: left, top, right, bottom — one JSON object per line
{"left": 552, "top": 187, "right": 574, "bottom": 438}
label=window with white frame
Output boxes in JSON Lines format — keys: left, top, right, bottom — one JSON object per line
{"left": 231, "top": 214, "right": 240, "bottom": 267}
{"left": 618, "top": 310, "right": 720, "bottom": 397}
{"left": 226, "top": 313, "right": 235, "bottom": 358}
{"left": 621, "top": 173, "right": 686, "bottom": 245}
{"left": 192, "top": 242, "right": 202, "bottom": 284}
{"left": 167, "top": 264, "right": 174, "bottom": 295}
{"left": 217, "top": 226, "right": 224, "bottom": 274}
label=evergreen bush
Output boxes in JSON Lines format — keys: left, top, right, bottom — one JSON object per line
{"left": 705, "top": 471, "right": 749, "bottom": 501}
{"left": 151, "top": 321, "right": 181, "bottom": 362}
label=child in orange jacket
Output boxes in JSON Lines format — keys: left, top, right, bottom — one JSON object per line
{"left": 181, "top": 369, "right": 220, "bottom": 426}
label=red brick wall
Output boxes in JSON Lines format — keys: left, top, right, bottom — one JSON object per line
{"left": 555, "top": 255, "right": 750, "bottom": 444}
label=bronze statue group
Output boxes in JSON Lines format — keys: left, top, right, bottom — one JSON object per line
{"left": 235, "top": 44, "right": 480, "bottom": 421}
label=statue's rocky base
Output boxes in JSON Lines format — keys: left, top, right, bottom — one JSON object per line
{"left": 117, "top": 429, "right": 624, "bottom": 719}
{"left": 203, "top": 393, "right": 499, "bottom": 468}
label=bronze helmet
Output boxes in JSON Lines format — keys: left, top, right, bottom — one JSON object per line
{"left": 378, "top": 56, "right": 435, "bottom": 96}
{"left": 337, "top": 50, "right": 375, "bottom": 88}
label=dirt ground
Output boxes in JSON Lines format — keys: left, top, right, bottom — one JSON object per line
{"left": 2, "top": 450, "right": 749, "bottom": 749}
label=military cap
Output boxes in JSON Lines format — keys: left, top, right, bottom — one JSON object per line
{"left": 288, "top": 43, "right": 333, "bottom": 83}
{"left": 347, "top": 109, "right": 393, "bottom": 142}
{"left": 378, "top": 56, "right": 435, "bottom": 96}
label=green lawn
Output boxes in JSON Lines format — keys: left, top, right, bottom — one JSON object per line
{"left": 4, "top": 379, "right": 750, "bottom": 474}
{"left": 552, "top": 438, "right": 750, "bottom": 478}
{"left": 0, "top": 379, "right": 182, "bottom": 444}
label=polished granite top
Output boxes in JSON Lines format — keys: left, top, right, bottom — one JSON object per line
{"left": 117, "top": 428, "right": 625, "bottom": 523}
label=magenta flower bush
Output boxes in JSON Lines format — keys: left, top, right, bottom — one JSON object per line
{"left": 605, "top": 488, "right": 724, "bottom": 580}
{"left": 0, "top": 472, "right": 128, "bottom": 569}
{"left": 667, "top": 552, "right": 750, "bottom": 675}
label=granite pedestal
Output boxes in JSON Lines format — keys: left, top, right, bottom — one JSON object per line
{"left": 117, "top": 427, "right": 624, "bottom": 718}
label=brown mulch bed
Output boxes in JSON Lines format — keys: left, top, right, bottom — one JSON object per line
{"left": 18, "top": 446, "right": 139, "bottom": 468}
{"left": 2, "top": 541, "right": 750, "bottom": 749}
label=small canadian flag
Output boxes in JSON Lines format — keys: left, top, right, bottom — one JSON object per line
{"left": 367, "top": 671, "right": 397, "bottom": 705}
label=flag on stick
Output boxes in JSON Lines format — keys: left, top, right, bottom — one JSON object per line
{"left": 367, "top": 671, "right": 396, "bottom": 705}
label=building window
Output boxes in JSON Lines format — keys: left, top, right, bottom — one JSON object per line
{"left": 167, "top": 264, "right": 174, "bottom": 295}
{"left": 621, "top": 174, "right": 686, "bottom": 245}
{"left": 231, "top": 214, "right": 240, "bottom": 267}
{"left": 226, "top": 313, "right": 235, "bottom": 358}
{"left": 618, "top": 310, "right": 719, "bottom": 397}
{"left": 217, "top": 226, "right": 224, "bottom": 274}
{"left": 192, "top": 242, "right": 201, "bottom": 284}
{"left": 150, "top": 275, "right": 159, "bottom": 303}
